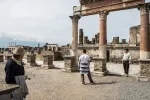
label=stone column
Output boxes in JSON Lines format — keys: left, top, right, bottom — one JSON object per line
{"left": 42, "top": 55, "right": 54, "bottom": 69}
{"left": 27, "top": 54, "right": 37, "bottom": 66}
{"left": 0, "top": 54, "right": 3, "bottom": 62}
{"left": 84, "top": 36, "right": 88, "bottom": 44}
{"left": 112, "top": 37, "right": 119, "bottom": 44}
{"left": 99, "top": 11, "right": 109, "bottom": 58}
{"left": 92, "top": 11, "right": 109, "bottom": 76}
{"left": 97, "top": 33, "right": 99, "bottom": 44}
{"left": 92, "top": 38, "right": 96, "bottom": 44}
{"left": 122, "top": 39, "right": 126, "bottom": 44}
{"left": 137, "top": 4, "right": 150, "bottom": 81}
{"left": 95, "top": 34, "right": 98, "bottom": 44}
{"left": 138, "top": 4, "right": 150, "bottom": 59}
{"left": 79, "top": 29, "right": 84, "bottom": 45}
{"left": 70, "top": 15, "right": 80, "bottom": 69}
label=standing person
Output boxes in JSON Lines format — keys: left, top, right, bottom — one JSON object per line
{"left": 79, "top": 49, "right": 95, "bottom": 85}
{"left": 122, "top": 49, "right": 131, "bottom": 77}
{"left": 5, "top": 47, "right": 29, "bottom": 100}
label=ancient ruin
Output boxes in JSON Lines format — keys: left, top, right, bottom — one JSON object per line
{"left": 68, "top": 0, "right": 150, "bottom": 78}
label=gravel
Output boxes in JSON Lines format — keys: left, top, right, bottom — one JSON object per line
{"left": 0, "top": 62, "right": 150, "bottom": 100}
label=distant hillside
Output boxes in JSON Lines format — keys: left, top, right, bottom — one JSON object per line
{"left": 0, "top": 36, "right": 45, "bottom": 48}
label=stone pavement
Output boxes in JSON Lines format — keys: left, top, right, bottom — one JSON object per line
{"left": 0, "top": 62, "right": 149, "bottom": 100}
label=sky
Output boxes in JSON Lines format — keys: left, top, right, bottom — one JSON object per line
{"left": 0, "top": 0, "right": 149, "bottom": 46}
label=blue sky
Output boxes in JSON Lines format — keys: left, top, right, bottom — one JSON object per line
{"left": 0, "top": 0, "right": 149, "bottom": 45}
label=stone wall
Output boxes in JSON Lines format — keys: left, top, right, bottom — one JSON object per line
{"left": 129, "top": 25, "right": 150, "bottom": 46}
{"left": 129, "top": 25, "right": 140, "bottom": 46}
{"left": 78, "top": 45, "right": 140, "bottom": 63}
{"left": 109, "top": 46, "right": 140, "bottom": 63}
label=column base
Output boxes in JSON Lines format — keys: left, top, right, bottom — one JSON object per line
{"left": 26, "top": 63, "right": 37, "bottom": 67}
{"left": 92, "top": 57, "right": 107, "bottom": 76}
{"left": 138, "top": 59, "right": 150, "bottom": 81}
{"left": 41, "top": 65, "right": 55, "bottom": 69}
{"left": 137, "top": 76, "right": 150, "bottom": 82}
{"left": 63, "top": 56, "right": 79, "bottom": 73}
{"left": 63, "top": 67, "right": 79, "bottom": 73}
{"left": 92, "top": 71, "right": 108, "bottom": 76}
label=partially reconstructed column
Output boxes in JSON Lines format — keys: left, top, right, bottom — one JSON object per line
{"left": 92, "top": 38, "right": 95, "bottom": 44}
{"left": 139, "top": 4, "right": 150, "bottom": 59}
{"left": 99, "top": 11, "right": 109, "bottom": 58}
{"left": 69, "top": 15, "right": 80, "bottom": 70}
{"left": 84, "top": 36, "right": 88, "bottom": 44}
{"left": 122, "top": 39, "right": 126, "bottom": 44}
{"left": 138, "top": 4, "right": 150, "bottom": 80}
{"left": 93, "top": 11, "right": 109, "bottom": 76}
{"left": 79, "top": 29, "right": 84, "bottom": 45}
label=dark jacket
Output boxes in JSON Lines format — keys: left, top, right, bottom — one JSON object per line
{"left": 4, "top": 58, "right": 25, "bottom": 84}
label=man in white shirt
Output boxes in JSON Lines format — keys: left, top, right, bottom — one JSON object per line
{"left": 122, "top": 49, "right": 131, "bottom": 77}
{"left": 79, "top": 49, "right": 94, "bottom": 85}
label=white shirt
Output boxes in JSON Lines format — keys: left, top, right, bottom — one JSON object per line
{"left": 79, "top": 54, "right": 90, "bottom": 64}
{"left": 122, "top": 53, "right": 131, "bottom": 61}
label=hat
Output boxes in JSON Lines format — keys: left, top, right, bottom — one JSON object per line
{"left": 13, "top": 47, "right": 25, "bottom": 56}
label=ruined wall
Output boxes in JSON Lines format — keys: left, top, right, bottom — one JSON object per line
{"left": 109, "top": 46, "right": 140, "bottom": 63}
{"left": 129, "top": 25, "right": 150, "bottom": 46}
{"left": 78, "top": 45, "right": 140, "bottom": 63}
{"left": 129, "top": 25, "right": 140, "bottom": 46}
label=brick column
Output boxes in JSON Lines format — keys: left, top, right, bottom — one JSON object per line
{"left": 70, "top": 15, "right": 80, "bottom": 66}
{"left": 84, "top": 36, "right": 88, "bottom": 44}
{"left": 138, "top": 4, "right": 150, "bottom": 81}
{"left": 138, "top": 4, "right": 150, "bottom": 59}
{"left": 99, "top": 11, "right": 109, "bottom": 58}
{"left": 79, "top": 29, "right": 84, "bottom": 45}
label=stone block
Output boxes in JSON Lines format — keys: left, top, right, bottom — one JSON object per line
{"left": 92, "top": 57, "right": 108, "bottom": 76}
{"left": 42, "top": 55, "right": 54, "bottom": 69}
{"left": 0, "top": 83, "right": 19, "bottom": 100}
{"left": 139, "top": 59, "right": 150, "bottom": 77}
{"left": 5, "top": 54, "right": 12, "bottom": 62}
{"left": 63, "top": 56, "right": 78, "bottom": 72}
{"left": 0, "top": 55, "right": 3, "bottom": 62}
{"left": 137, "top": 76, "right": 150, "bottom": 82}
{"left": 26, "top": 54, "right": 37, "bottom": 66}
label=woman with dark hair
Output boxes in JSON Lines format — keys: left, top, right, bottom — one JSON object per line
{"left": 5, "top": 47, "right": 29, "bottom": 100}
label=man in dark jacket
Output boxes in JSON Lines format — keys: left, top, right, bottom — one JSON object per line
{"left": 5, "top": 47, "right": 29, "bottom": 100}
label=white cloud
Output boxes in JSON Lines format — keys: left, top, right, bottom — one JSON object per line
{"left": 0, "top": 0, "right": 146, "bottom": 45}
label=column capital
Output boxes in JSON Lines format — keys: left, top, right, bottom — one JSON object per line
{"left": 69, "top": 15, "right": 81, "bottom": 23}
{"left": 138, "top": 4, "right": 150, "bottom": 15}
{"left": 99, "top": 10, "right": 109, "bottom": 20}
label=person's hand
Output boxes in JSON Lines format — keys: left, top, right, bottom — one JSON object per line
{"left": 129, "top": 61, "right": 131, "bottom": 64}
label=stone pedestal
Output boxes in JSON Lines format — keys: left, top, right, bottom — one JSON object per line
{"left": 92, "top": 57, "right": 108, "bottom": 76}
{"left": 0, "top": 54, "right": 3, "bottom": 62}
{"left": 0, "top": 83, "right": 19, "bottom": 100}
{"left": 63, "top": 56, "right": 78, "bottom": 72}
{"left": 137, "top": 59, "right": 150, "bottom": 81}
{"left": 42, "top": 55, "right": 54, "bottom": 69}
{"left": 27, "top": 54, "right": 37, "bottom": 66}
{"left": 5, "top": 54, "right": 12, "bottom": 62}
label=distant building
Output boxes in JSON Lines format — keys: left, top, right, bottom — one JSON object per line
{"left": 46, "top": 44, "right": 58, "bottom": 52}
{"left": 8, "top": 45, "right": 32, "bottom": 52}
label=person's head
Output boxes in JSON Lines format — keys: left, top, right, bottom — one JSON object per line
{"left": 125, "top": 49, "right": 129, "bottom": 53}
{"left": 83, "top": 49, "right": 86, "bottom": 54}
{"left": 13, "top": 47, "right": 25, "bottom": 61}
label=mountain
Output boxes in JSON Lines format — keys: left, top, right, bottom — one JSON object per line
{"left": 0, "top": 36, "right": 45, "bottom": 48}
